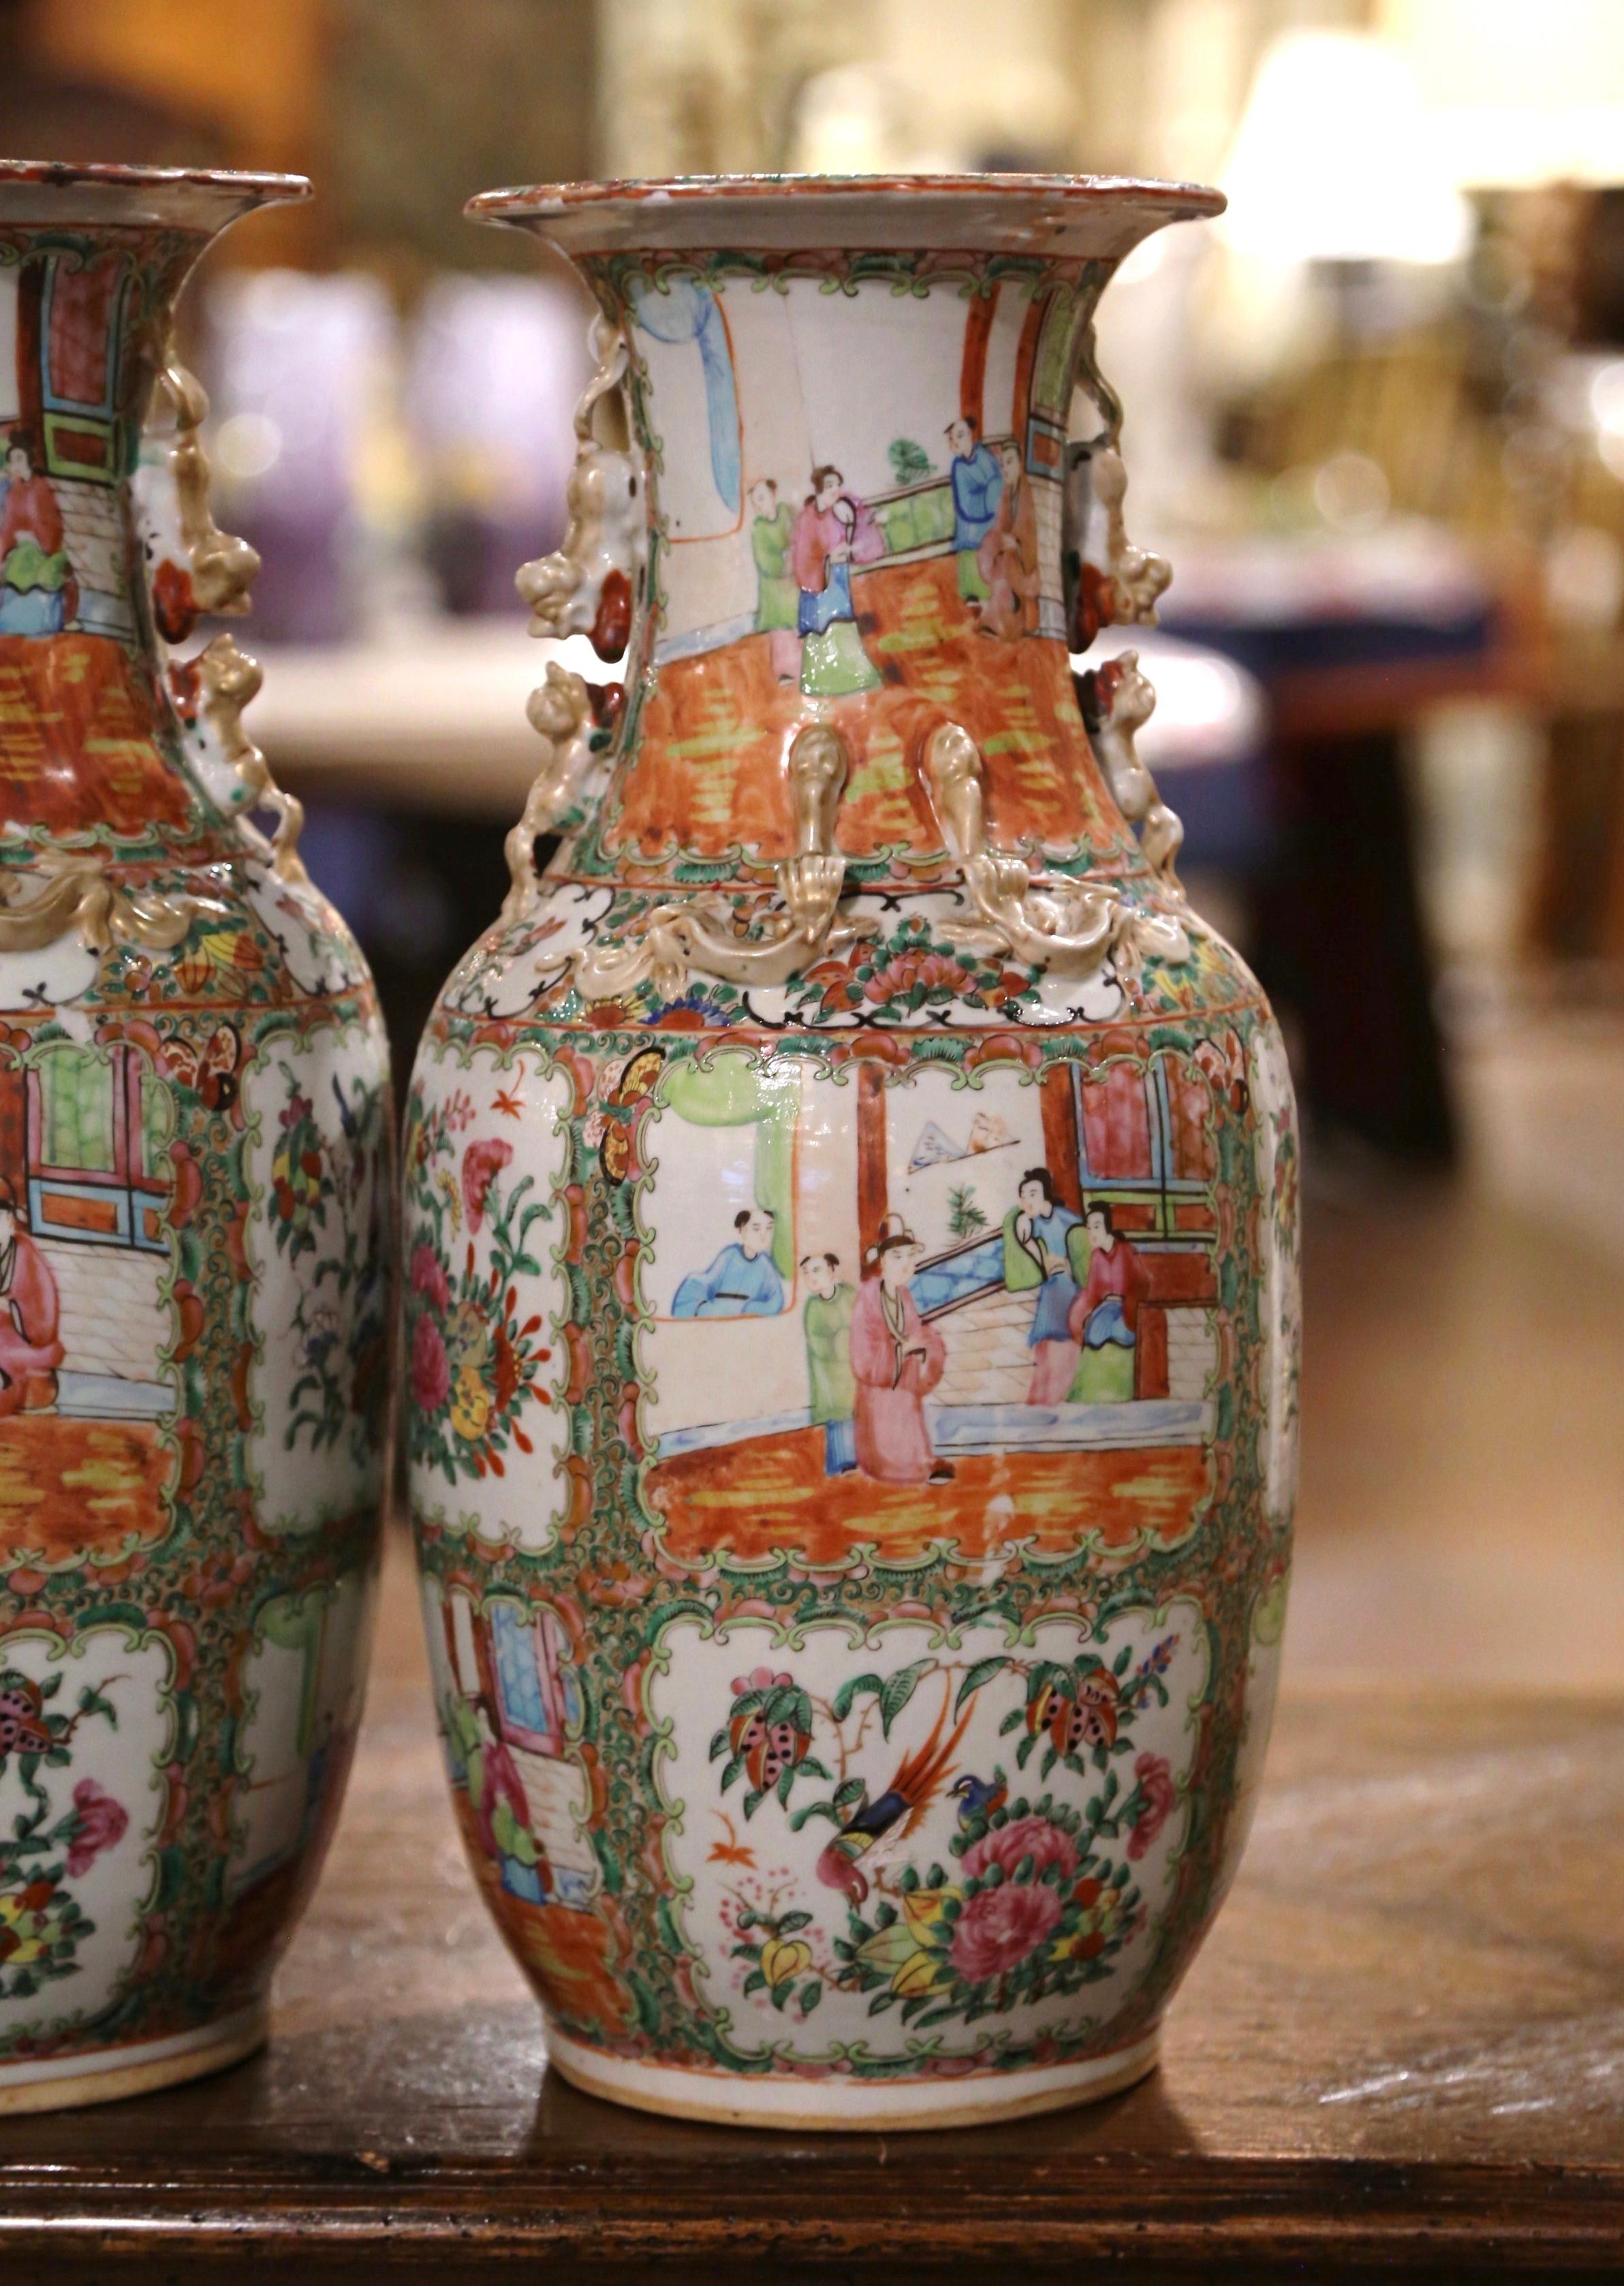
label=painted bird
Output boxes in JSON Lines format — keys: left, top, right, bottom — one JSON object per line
{"left": 948, "top": 1770, "right": 1008, "bottom": 1828}
{"left": 816, "top": 1697, "right": 972, "bottom": 1904}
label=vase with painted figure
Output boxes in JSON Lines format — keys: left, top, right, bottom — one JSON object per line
{"left": 0, "top": 163, "right": 391, "bottom": 2111}
{"left": 405, "top": 174, "right": 1298, "bottom": 2131}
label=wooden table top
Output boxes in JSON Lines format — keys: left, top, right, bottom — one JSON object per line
{"left": 5, "top": 1535, "right": 1621, "bottom": 2283}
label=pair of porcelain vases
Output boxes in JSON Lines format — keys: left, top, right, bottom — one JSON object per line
{"left": 0, "top": 160, "right": 1297, "bottom": 2129}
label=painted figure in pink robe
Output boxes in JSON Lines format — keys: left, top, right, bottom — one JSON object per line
{"left": 469, "top": 1696, "right": 532, "bottom": 1860}
{"left": 0, "top": 1178, "right": 63, "bottom": 1419}
{"left": 849, "top": 1215, "right": 953, "bottom": 1486}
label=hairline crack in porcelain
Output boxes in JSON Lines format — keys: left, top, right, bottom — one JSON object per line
{"left": 405, "top": 171, "right": 1298, "bottom": 2132}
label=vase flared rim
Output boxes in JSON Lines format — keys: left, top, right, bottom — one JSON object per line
{"left": 0, "top": 158, "right": 311, "bottom": 232}
{"left": 467, "top": 172, "right": 1224, "bottom": 262}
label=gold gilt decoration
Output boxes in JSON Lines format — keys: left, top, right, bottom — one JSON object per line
{"left": 1080, "top": 649, "right": 1187, "bottom": 888}
{"left": 1080, "top": 446, "right": 1172, "bottom": 626}
{"left": 147, "top": 343, "right": 304, "bottom": 883}
{"left": 0, "top": 851, "right": 195, "bottom": 956}
{"left": 926, "top": 708, "right": 1189, "bottom": 980}
{"left": 572, "top": 722, "right": 873, "bottom": 1000}
{"left": 502, "top": 664, "right": 596, "bottom": 924}
{"left": 515, "top": 316, "right": 647, "bottom": 659}
{"left": 196, "top": 635, "right": 307, "bottom": 883}
{"left": 151, "top": 339, "right": 260, "bottom": 616}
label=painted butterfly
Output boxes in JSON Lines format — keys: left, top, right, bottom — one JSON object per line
{"left": 165, "top": 1022, "right": 243, "bottom": 1112}
{"left": 0, "top": 1676, "right": 54, "bottom": 1759}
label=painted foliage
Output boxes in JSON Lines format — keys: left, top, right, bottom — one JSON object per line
{"left": 404, "top": 1046, "right": 571, "bottom": 1550}
{"left": 407, "top": 212, "right": 1298, "bottom": 2110}
{"left": 0, "top": 181, "right": 390, "bottom": 2099}
{"left": 410, "top": 1010, "right": 1292, "bottom": 2084}
{"left": 0, "top": 1627, "right": 165, "bottom": 2031}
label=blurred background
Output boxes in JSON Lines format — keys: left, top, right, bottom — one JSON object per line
{"left": 5, "top": 0, "right": 1619, "bottom": 1687}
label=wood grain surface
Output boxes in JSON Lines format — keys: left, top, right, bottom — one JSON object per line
{"left": 0, "top": 1526, "right": 1618, "bottom": 2281}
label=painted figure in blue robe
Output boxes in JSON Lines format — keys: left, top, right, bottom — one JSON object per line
{"left": 946, "top": 414, "right": 1003, "bottom": 604}
{"left": 672, "top": 1205, "right": 786, "bottom": 1319}
{"left": 1001, "top": 1167, "right": 1087, "bottom": 1405}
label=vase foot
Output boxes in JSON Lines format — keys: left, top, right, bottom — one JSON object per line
{"left": 0, "top": 2001, "right": 266, "bottom": 2116}
{"left": 544, "top": 2023, "right": 1161, "bottom": 2132}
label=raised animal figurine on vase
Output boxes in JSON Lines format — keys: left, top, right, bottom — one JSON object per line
{"left": 406, "top": 174, "right": 1298, "bottom": 2131}
{"left": 0, "top": 162, "right": 390, "bottom": 2111}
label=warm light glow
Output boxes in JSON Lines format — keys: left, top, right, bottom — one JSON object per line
{"left": 1381, "top": 0, "right": 1624, "bottom": 187}
{"left": 1221, "top": 29, "right": 1473, "bottom": 266}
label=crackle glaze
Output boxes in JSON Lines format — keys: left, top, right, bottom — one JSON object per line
{"left": 407, "top": 174, "right": 1298, "bottom": 2131}
{"left": 0, "top": 162, "right": 390, "bottom": 2110}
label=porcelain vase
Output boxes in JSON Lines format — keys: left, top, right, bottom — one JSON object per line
{"left": 405, "top": 174, "right": 1299, "bottom": 2131}
{"left": 0, "top": 163, "right": 390, "bottom": 2110}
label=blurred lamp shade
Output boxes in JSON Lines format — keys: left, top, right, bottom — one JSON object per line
{"left": 1381, "top": 0, "right": 1624, "bottom": 187}
{"left": 207, "top": 270, "right": 399, "bottom": 644}
{"left": 1220, "top": 29, "right": 1473, "bottom": 266}
{"left": 405, "top": 275, "right": 590, "bottom": 616}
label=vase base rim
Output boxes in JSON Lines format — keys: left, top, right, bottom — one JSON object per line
{"left": 544, "top": 2022, "right": 1161, "bottom": 2132}
{"left": 0, "top": 2002, "right": 266, "bottom": 2116}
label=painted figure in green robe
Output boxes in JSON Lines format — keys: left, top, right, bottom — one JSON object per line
{"left": 800, "top": 1250, "right": 857, "bottom": 1474}
{"left": 749, "top": 476, "right": 800, "bottom": 683}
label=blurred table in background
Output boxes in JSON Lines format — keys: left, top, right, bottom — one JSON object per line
{"left": 253, "top": 623, "right": 1267, "bottom": 821}
{"left": 1163, "top": 524, "right": 1546, "bottom": 1166}
{"left": 253, "top": 620, "right": 1268, "bottom": 1090}
{"left": 1, "top": 1527, "right": 1618, "bottom": 2283}
{"left": 251, "top": 619, "right": 577, "bottom": 819}
{"left": 251, "top": 524, "right": 1546, "bottom": 1165}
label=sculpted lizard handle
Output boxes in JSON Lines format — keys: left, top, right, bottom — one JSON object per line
{"left": 515, "top": 314, "right": 647, "bottom": 661}
{"left": 134, "top": 332, "right": 304, "bottom": 881}
{"left": 926, "top": 705, "right": 1191, "bottom": 981}
{"left": 570, "top": 723, "right": 873, "bottom": 1000}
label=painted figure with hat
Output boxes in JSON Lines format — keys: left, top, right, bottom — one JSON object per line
{"left": 849, "top": 1214, "right": 952, "bottom": 1486}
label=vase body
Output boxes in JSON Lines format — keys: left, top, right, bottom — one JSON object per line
{"left": 0, "top": 164, "right": 390, "bottom": 2110}
{"left": 407, "top": 176, "right": 1299, "bottom": 2131}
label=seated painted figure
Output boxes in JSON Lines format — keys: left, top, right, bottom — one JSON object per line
{"left": 0, "top": 433, "right": 74, "bottom": 638}
{"left": 672, "top": 1206, "right": 786, "bottom": 1319}
{"left": 1066, "top": 1201, "right": 1148, "bottom": 1404}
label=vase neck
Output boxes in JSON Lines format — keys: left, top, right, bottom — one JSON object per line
{"left": 555, "top": 244, "right": 1144, "bottom": 890}
{"left": 0, "top": 174, "right": 303, "bottom": 857}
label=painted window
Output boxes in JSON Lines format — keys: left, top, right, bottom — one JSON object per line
{"left": 40, "top": 251, "right": 131, "bottom": 486}
{"left": 490, "top": 1601, "right": 578, "bottom": 1758}
{"left": 1074, "top": 1055, "right": 1217, "bottom": 1240}
{"left": 38, "top": 1048, "right": 115, "bottom": 1174}
{"left": 650, "top": 1056, "right": 797, "bottom": 1318}
{"left": 26, "top": 1043, "right": 170, "bottom": 1250}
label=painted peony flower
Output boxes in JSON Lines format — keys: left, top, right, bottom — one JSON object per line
{"left": 949, "top": 1877, "right": 1063, "bottom": 1983}
{"left": 730, "top": 1667, "right": 792, "bottom": 1697}
{"left": 1126, "top": 1751, "right": 1177, "bottom": 1861}
{"left": 864, "top": 949, "right": 973, "bottom": 1004}
{"left": 461, "top": 1138, "right": 512, "bottom": 1232}
{"left": 960, "top": 1813, "right": 1078, "bottom": 1887}
{"left": 410, "top": 1311, "right": 450, "bottom": 1413}
{"left": 450, "top": 1362, "right": 493, "bottom": 1443}
{"left": 65, "top": 1779, "right": 127, "bottom": 1879}
{"left": 409, "top": 1242, "right": 451, "bottom": 1313}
